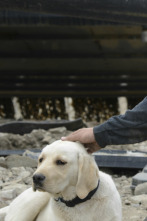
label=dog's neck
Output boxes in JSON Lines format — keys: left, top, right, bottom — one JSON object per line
{"left": 55, "top": 180, "right": 100, "bottom": 207}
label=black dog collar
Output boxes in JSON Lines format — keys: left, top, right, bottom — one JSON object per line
{"left": 55, "top": 180, "right": 100, "bottom": 207}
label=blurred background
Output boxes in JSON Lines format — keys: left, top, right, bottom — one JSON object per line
{"left": 0, "top": 0, "right": 147, "bottom": 123}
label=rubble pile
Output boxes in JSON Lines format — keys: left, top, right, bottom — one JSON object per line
{"left": 0, "top": 126, "right": 146, "bottom": 221}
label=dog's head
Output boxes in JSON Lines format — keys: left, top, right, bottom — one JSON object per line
{"left": 33, "top": 140, "right": 99, "bottom": 199}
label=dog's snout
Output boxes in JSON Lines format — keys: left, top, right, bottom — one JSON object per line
{"left": 33, "top": 173, "right": 46, "bottom": 184}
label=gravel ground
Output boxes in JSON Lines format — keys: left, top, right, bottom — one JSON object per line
{"left": 113, "top": 174, "right": 147, "bottom": 221}
{"left": 0, "top": 165, "right": 146, "bottom": 221}
{"left": 0, "top": 126, "right": 147, "bottom": 220}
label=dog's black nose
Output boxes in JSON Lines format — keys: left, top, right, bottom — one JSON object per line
{"left": 33, "top": 173, "right": 45, "bottom": 184}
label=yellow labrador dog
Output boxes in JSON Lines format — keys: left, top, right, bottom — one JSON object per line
{"left": 4, "top": 140, "right": 122, "bottom": 221}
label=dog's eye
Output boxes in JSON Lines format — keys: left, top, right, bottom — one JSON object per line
{"left": 56, "top": 160, "right": 67, "bottom": 166}
{"left": 39, "top": 158, "right": 43, "bottom": 163}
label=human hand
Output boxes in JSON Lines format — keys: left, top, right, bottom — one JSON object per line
{"left": 61, "top": 128, "right": 101, "bottom": 153}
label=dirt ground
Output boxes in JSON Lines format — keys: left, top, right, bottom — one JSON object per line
{"left": 112, "top": 174, "right": 147, "bottom": 221}
{"left": 0, "top": 125, "right": 147, "bottom": 220}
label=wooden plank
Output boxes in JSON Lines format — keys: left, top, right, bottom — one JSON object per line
{"left": 0, "top": 90, "right": 146, "bottom": 97}
{"left": 0, "top": 74, "right": 147, "bottom": 82}
{"left": 0, "top": 80, "right": 146, "bottom": 89}
{"left": 0, "top": 25, "right": 142, "bottom": 39}
{"left": 1, "top": 38, "right": 147, "bottom": 58}
{"left": 0, "top": 26, "right": 93, "bottom": 39}
{"left": 0, "top": 70, "right": 146, "bottom": 78}
{"left": 90, "top": 26, "right": 142, "bottom": 38}
{"left": 0, "top": 58, "right": 147, "bottom": 72}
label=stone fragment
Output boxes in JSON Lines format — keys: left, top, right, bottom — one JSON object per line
{"left": 42, "top": 134, "right": 52, "bottom": 144}
{"left": 11, "top": 166, "right": 25, "bottom": 175}
{"left": 0, "top": 189, "right": 17, "bottom": 200}
{"left": 0, "top": 158, "right": 7, "bottom": 168}
{"left": 0, "top": 137, "right": 11, "bottom": 149}
{"left": 125, "top": 199, "right": 131, "bottom": 205}
{"left": 130, "top": 215, "right": 141, "bottom": 220}
{"left": 23, "top": 150, "right": 40, "bottom": 160}
{"left": 6, "top": 155, "right": 37, "bottom": 168}
{"left": 130, "top": 194, "right": 147, "bottom": 206}
{"left": 19, "top": 170, "right": 31, "bottom": 179}
{"left": 30, "top": 129, "right": 45, "bottom": 141}
{"left": 124, "top": 185, "right": 132, "bottom": 194}
{"left": 49, "top": 127, "right": 66, "bottom": 133}
{"left": 135, "top": 182, "right": 147, "bottom": 195}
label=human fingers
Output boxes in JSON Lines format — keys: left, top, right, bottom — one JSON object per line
{"left": 61, "top": 129, "right": 82, "bottom": 142}
{"left": 61, "top": 128, "right": 94, "bottom": 143}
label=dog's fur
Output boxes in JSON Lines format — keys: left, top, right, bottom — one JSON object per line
{"left": 4, "top": 140, "right": 122, "bottom": 221}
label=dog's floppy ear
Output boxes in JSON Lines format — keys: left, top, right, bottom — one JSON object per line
{"left": 76, "top": 153, "right": 99, "bottom": 199}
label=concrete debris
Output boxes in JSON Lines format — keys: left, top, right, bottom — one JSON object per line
{"left": 0, "top": 166, "right": 35, "bottom": 208}
{"left": 135, "top": 182, "right": 147, "bottom": 195}
{"left": 0, "top": 163, "right": 146, "bottom": 221}
{"left": 0, "top": 126, "right": 146, "bottom": 221}
{"left": 0, "top": 127, "right": 70, "bottom": 150}
{"left": 130, "top": 194, "right": 147, "bottom": 206}
{"left": 6, "top": 155, "right": 37, "bottom": 168}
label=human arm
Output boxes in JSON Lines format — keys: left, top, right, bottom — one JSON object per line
{"left": 62, "top": 128, "right": 101, "bottom": 153}
{"left": 94, "top": 96, "right": 147, "bottom": 148}
{"left": 62, "top": 97, "right": 147, "bottom": 152}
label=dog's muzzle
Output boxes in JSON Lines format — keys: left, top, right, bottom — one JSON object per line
{"left": 33, "top": 173, "right": 46, "bottom": 190}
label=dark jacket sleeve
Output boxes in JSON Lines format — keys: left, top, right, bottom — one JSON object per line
{"left": 93, "top": 97, "right": 147, "bottom": 148}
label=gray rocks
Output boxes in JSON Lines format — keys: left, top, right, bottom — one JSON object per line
{"left": 6, "top": 155, "right": 37, "bottom": 168}
{"left": 0, "top": 158, "right": 7, "bottom": 169}
{"left": 113, "top": 174, "right": 147, "bottom": 221}
{"left": 130, "top": 194, "right": 147, "bottom": 206}
{"left": 135, "top": 182, "right": 147, "bottom": 195}
{"left": 0, "top": 166, "right": 35, "bottom": 208}
{"left": 0, "top": 189, "right": 17, "bottom": 201}
{"left": 0, "top": 127, "right": 70, "bottom": 150}
{"left": 0, "top": 164, "right": 147, "bottom": 221}
{"left": 0, "top": 126, "right": 147, "bottom": 221}
{"left": 23, "top": 150, "right": 40, "bottom": 160}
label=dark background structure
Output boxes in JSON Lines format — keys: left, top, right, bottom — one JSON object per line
{"left": 0, "top": 0, "right": 146, "bottom": 119}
